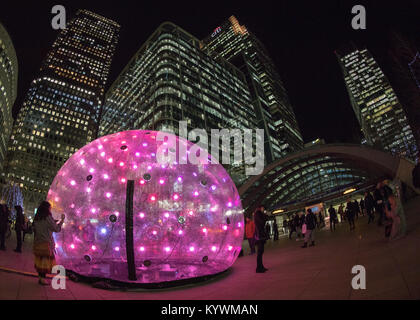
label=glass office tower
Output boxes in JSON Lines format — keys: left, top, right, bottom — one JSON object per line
{"left": 201, "top": 16, "right": 304, "bottom": 162}
{"left": 3, "top": 10, "right": 120, "bottom": 211}
{"left": 0, "top": 22, "right": 18, "bottom": 171}
{"left": 336, "top": 45, "right": 417, "bottom": 161}
{"left": 100, "top": 22, "right": 258, "bottom": 185}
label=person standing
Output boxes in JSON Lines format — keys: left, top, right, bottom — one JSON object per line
{"left": 385, "top": 194, "right": 406, "bottom": 240}
{"left": 328, "top": 205, "right": 337, "bottom": 231}
{"left": 14, "top": 205, "right": 24, "bottom": 253}
{"left": 338, "top": 204, "right": 344, "bottom": 222}
{"left": 374, "top": 182, "right": 392, "bottom": 226}
{"left": 353, "top": 200, "right": 360, "bottom": 220}
{"left": 245, "top": 216, "right": 256, "bottom": 255}
{"left": 346, "top": 200, "right": 355, "bottom": 230}
{"left": 32, "top": 201, "right": 65, "bottom": 285}
{"left": 254, "top": 206, "right": 269, "bottom": 273}
{"left": 359, "top": 198, "right": 365, "bottom": 216}
{"left": 302, "top": 209, "right": 317, "bottom": 248}
{"left": 0, "top": 204, "right": 10, "bottom": 251}
{"left": 364, "top": 191, "right": 375, "bottom": 224}
{"left": 288, "top": 214, "right": 297, "bottom": 240}
{"left": 273, "top": 220, "right": 279, "bottom": 241}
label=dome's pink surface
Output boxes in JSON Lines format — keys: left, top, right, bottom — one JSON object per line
{"left": 47, "top": 130, "right": 244, "bottom": 284}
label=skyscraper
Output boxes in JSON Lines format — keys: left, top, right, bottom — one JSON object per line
{"left": 0, "top": 22, "right": 18, "bottom": 171}
{"left": 201, "top": 16, "right": 304, "bottom": 162}
{"left": 386, "top": 32, "right": 420, "bottom": 154}
{"left": 3, "top": 10, "right": 120, "bottom": 211}
{"left": 100, "top": 22, "right": 258, "bottom": 185}
{"left": 336, "top": 45, "right": 418, "bottom": 161}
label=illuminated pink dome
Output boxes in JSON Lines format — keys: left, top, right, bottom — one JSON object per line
{"left": 47, "top": 130, "right": 243, "bottom": 286}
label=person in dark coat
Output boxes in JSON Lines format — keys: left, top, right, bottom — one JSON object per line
{"left": 14, "top": 205, "right": 24, "bottom": 253}
{"left": 359, "top": 199, "right": 365, "bottom": 215}
{"left": 302, "top": 209, "right": 317, "bottom": 248}
{"left": 0, "top": 204, "right": 10, "bottom": 251}
{"left": 328, "top": 205, "right": 337, "bottom": 231}
{"left": 353, "top": 200, "right": 360, "bottom": 220}
{"left": 273, "top": 220, "right": 279, "bottom": 241}
{"left": 254, "top": 206, "right": 269, "bottom": 273}
{"left": 346, "top": 200, "right": 355, "bottom": 230}
{"left": 288, "top": 214, "right": 297, "bottom": 240}
{"left": 374, "top": 182, "right": 393, "bottom": 226}
{"left": 364, "top": 191, "right": 375, "bottom": 224}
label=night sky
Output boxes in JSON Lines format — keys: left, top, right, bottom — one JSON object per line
{"left": 1, "top": 0, "right": 419, "bottom": 144}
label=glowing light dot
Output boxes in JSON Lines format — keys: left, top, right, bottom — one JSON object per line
{"left": 211, "top": 246, "right": 217, "bottom": 252}
{"left": 101, "top": 228, "right": 107, "bottom": 234}
{"left": 178, "top": 230, "right": 183, "bottom": 235}
{"left": 133, "top": 165, "right": 138, "bottom": 169}
{"left": 70, "top": 244, "right": 75, "bottom": 249}
{"left": 211, "top": 185, "right": 216, "bottom": 191}
{"left": 139, "top": 212, "right": 145, "bottom": 218}
{"left": 119, "top": 162, "right": 124, "bottom": 167}
{"left": 105, "top": 192, "right": 111, "bottom": 198}
{"left": 55, "top": 197, "right": 59, "bottom": 202}
{"left": 193, "top": 191, "right": 199, "bottom": 197}
{"left": 150, "top": 195, "right": 156, "bottom": 201}
{"left": 237, "top": 223, "right": 242, "bottom": 228}
{"left": 228, "top": 246, "right": 233, "bottom": 251}
{"left": 139, "top": 246, "right": 145, "bottom": 252}
{"left": 108, "top": 158, "right": 113, "bottom": 163}
{"left": 202, "top": 228, "right": 207, "bottom": 233}
{"left": 114, "top": 247, "right": 120, "bottom": 252}
{"left": 98, "top": 145, "right": 103, "bottom": 150}
{"left": 223, "top": 225, "right": 228, "bottom": 231}
{"left": 89, "top": 168, "right": 95, "bottom": 173}
{"left": 189, "top": 246, "right": 195, "bottom": 252}
{"left": 227, "top": 202, "right": 232, "bottom": 207}
{"left": 100, "top": 152, "right": 105, "bottom": 157}
{"left": 188, "top": 210, "right": 194, "bottom": 216}
{"left": 114, "top": 211, "right": 119, "bottom": 217}
{"left": 152, "top": 230, "right": 157, "bottom": 235}
{"left": 159, "top": 179, "right": 165, "bottom": 184}
{"left": 143, "top": 143, "right": 147, "bottom": 147}
{"left": 80, "top": 159, "right": 85, "bottom": 165}
{"left": 122, "top": 141, "right": 126, "bottom": 144}
{"left": 103, "top": 174, "right": 109, "bottom": 179}
{"left": 164, "top": 213, "right": 170, "bottom": 218}
{"left": 173, "top": 194, "right": 179, "bottom": 200}
{"left": 121, "top": 178, "right": 126, "bottom": 183}
{"left": 91, "top": 208, "right": 96, "bottom": 213}
{"left": 139, "top": 179, "right": 145, "bottom": 185}
{"left": 70, "top": 204, "right": 75, "bottom": 209}
{"left": 164, "top": 247, "right": 171, "bottom": 252}
{"left": 86, "top": 187, "right": 91, "bottom": 193}
{"left": 177, "top": 176, "right": 183, "bottom": 182}
{"left": 193, "top": 172, "right": 197, "bottom": 177}
{"left": 70, "top": 180, "right": 76, "bottom": 186}
{"left": 91, "top": 245, "right": 97, "bottom": 251}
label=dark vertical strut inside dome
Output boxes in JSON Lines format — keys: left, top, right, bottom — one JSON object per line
{"left": 125, "top": 180, "right": 137, "bottom": 281}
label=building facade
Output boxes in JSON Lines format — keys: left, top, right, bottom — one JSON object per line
{"left": 100, "top": 22, "right": 259, "bottom": 185}
{"left": 201, "top": 16, "right": 304, "bottom": 162}
{"left": 336, "top": 46, "right": 418, "bottom": 161}
{"left": 386, "top": 32, "right": 420, "bottom": 156}
{"left": 0, "top": 22, "right": 18, "bottom": 171}
{"left": 2, "top": 10, "right": 120, "bottom": 212}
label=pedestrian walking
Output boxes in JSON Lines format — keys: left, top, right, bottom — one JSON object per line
{"left": 14, "top": 205, "right": 24, "bottom": 253}
{"left": 301, "top": 209, "right": 317, "bottom": 248}
{"left": 32, "top": 201, "right": 65, "bottom": 285}
{"left": 338, "top": 203, "right": 344, "bottom": 222}
{"left": 254, "top": 205, "right": 269, "bottom": 273}
{"left": 245, "top": 216, "right": 256, "bottom": 255}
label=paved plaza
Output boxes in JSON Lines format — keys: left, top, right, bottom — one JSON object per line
{"left": 1, "top": 196, "right": 420, "bottom": 300}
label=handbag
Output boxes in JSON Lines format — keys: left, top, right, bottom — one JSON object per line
{"left": 302, "top": 223, "right": 307, "bottom": 234}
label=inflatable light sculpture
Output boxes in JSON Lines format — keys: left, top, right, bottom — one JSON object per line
{"left": 47, "top": 130, "right": 244, "bottom": 286}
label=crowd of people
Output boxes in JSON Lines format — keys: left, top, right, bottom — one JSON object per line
{"left": 245, "top": 179, "right": 408, "bottom": 273}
